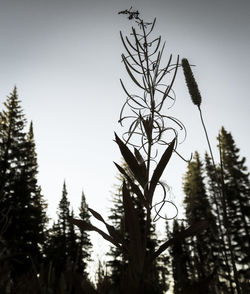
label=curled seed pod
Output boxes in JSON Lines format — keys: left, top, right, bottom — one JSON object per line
{"left": 182, "top": 58, "right": 202, "bottom": 107}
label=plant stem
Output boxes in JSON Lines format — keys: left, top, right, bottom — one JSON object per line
{"left": 199, "top": 105, "right": 241, "bottom": 293}
{"left": 198, "top": 106, "right": 216, "bottom": 166}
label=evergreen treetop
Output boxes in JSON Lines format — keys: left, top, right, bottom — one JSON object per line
{"left": 0, "top": 87, "right": 47, "bottom": 276}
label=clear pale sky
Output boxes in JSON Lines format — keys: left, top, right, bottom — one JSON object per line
{"left": 1, "top": 0, "right": 250, "bottom": 280}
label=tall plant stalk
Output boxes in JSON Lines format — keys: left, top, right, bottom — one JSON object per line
{"left": 182, "top": 58, "right": 241, "bottom": 294}
{"left": 70, "top": 10, "right": 208, "bottom": 293}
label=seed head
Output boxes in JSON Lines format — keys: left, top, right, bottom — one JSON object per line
{"left": 182, "top": 58, "right": 202, "bottom": 107}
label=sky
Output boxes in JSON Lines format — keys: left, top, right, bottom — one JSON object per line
{"left": 0, "top": 0, "right": 250, "bottom": 282}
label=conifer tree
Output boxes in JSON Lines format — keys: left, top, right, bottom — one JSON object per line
{"left": 183, "top": 151, "right": 220, "bottom": 292}
{"left": 205, "top": 152, "right": 235, "bottom": 293}
{"left": 77, "top": 190, "right": 92, "bottom": 276}
{"left": 218, "top": 127, "right": 250, "bottom": 291}
{"left": 44, "top": 221, "right": 62, "bottom": 275}
{"left": 45, "top": 184, "right": 93, "bottom": 278}
{"left": 68, "top": 209, "right": 79, "bottom": 269}
{"left": 45, "top": 181, "right": 71, "bottom": 274}
{"left": 24, "top": 122, "right": 48, "bottom": 258}
{"left": 58, "top": 181, "right": 70, "bottom": 252}
{"left": 0, "top": 87, "right": 26, "bottom": 199}
{"left": 0, "top": 88, "right": 47, "bottom": 276}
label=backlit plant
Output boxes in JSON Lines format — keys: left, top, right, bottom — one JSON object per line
{"left": 70, "top": 9, "right": 207, "bottom": 293}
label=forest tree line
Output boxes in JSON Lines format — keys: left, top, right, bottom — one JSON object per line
{"left": 0, "top": 88, "right": 249, "bottom": 293}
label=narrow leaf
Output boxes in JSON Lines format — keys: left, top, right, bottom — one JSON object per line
{"left": 148, "top": 139, "right": 175, "bottom": 201}
{"left": 150, "top": 220, "right": 208, "bottom": 260}
{"left": 114, "top": 162, "right": 148, "bottom": 207}
{"left": 122, "top": 54, "right": 142, "bottom": 75}
{"left": 105, "top": 224, "right": 127, "bottom": 249}
{"left": 68, "top": 217, "right": 121, "bottom": 248}
{"left": 134, "top": 147, "right": 147, "bottom": 178}
{"left": 115, "top": 133, "right": 147, "bottom": 188}
{"left": 89, "top": 208, "right": 105, "bottom": 223}
{"left": 120, "top": 31, "right": 141, "bottom": 66}
{"left": 122, "top": 55, "right": 145, "bottom": 90}
{"left": 88, "top": 208, "right": 126, "bottom": 247}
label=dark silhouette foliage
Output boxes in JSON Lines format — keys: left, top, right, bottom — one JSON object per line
{"left": 70, "top": 9, "right": 208, "bottom": 293}
{"left": 0, "top": 8, "right": 249, "bottom": 294}
{"left": 0, "top": 88, "right": 48, "bottom": 288}
{"left": 107, "top": 161, "right": 168, "bottom": 293}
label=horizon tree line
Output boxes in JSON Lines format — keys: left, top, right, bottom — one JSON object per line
{"left": 0, "top": 67, "right": 249, "bottom": 294}
{"left": 0, "top": 88, "right": 94, "bottom": 293}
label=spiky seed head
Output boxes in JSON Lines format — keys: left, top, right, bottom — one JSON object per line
{"left": 182, "top": 58, "right": 202, "bottom": 107}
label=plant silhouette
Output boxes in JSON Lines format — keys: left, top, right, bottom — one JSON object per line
{"left": 70, "top": 9, "right": 208, "bottom": 293}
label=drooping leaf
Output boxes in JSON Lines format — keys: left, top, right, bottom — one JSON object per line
{"left": 68, "top": 216, "right": 93, "bottom": 231}
{"left": 88, "top": 208, "right": 126, "bottom": 247}
{"left": 105, "top": 224, "right": 127, "bottom": 249}
{"left": 115, "top": 133, "right": 147, "bottom": 188}
{"left": 68, "top": 216, "right": 121, "bottom": 248}
{"left": 148, "top": 139, "right": 175, "bottom": 202}
{"left": 150, "top": 220, "right": 208, "bottom": 261}
{"left": 88, "top": 208, "right": 105, "bottom": 223}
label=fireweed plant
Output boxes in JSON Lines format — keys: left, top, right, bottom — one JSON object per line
{"left": 182, "top": 59, "right": 242, "bottom": 293}
{"left": 70, "top": 9, "right": 208, "bottom": 293}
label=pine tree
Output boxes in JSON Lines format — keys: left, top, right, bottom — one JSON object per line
{"left": 0, "top": 88, "right": 47, "bottom": 277}
{"left": 24, "top": 122, "right": 48, "bottom": 258}
{"left": 183, "top": 151, "right": 220, "bottom": 293}
{"left": 78, "top": 191, "right": 92, "bottom": 276}
{"left": 205, "top": 152, "right": 235, "bottom": 293}
{"left": 45, "top": 181, "right": 71, "bottom": 274}
{"left": 68, "top": 209, "right": 79, "bottom": 270}
{"left": 44, "top": 221, "right": 62, "bottom": 275}
{"left": 0, "top": 87, "right": 26, "bottom": 200}
{"left": 58, "top": 181, "right": 70, "bottom": 253}
{"left": 45, "top": 183, "right": 92, "bottom": 276}
{"left": 218, "top": 127, "right": 250, "bottom": 291}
